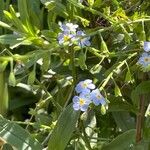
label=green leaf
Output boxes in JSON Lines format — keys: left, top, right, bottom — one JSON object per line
{"left": 0, "top": 34, "right": 21, "bottom": 45}
{"left": 93, "top": 0, "right": 102, "bottom": 8}
{"left": 28, "top": 69, "right": 36, "bottom": 85}
{"left": 48, "top": 104, "right": 80, "bottom": 150}
{"left": 2, "top": 143, "right": 14, "bottom": 150}
{"left": 0, "top": 34, "right": 32, "bottom": 48}
{"left": 7, "top": 6, "right": 28, "bottom": 33}
{"left": 90, "top": 64, "right": 102, "bottom": 74}
{"left": 114, "top": 83, "right": 122, "bottom": 97}
{"left": 131, "top": 81, "right": 150, "bottom": 106}
{"left": 87, "top": 0, "right": 94, "bottom": 7}
{"left": 15, "top": 53, "right": 42, "bottom": 75}
{"left": 18, "top": 0, "right": 29, "bottom": 23}
{"left": 0, "top": 115, "right": 42, "bottom": 150}
{"left": 125, "top": 70, "right": 132, "bottom": 83}
{"left": 43, "top": 0, "right": 68, "bottom": 18}
{"left": 112, "top": 112, "right": 135, "bottom": 132}
{"left": 108, "top": 97, "right": 136, "bottom": 113}
{"left": 78, "top": 50, "right": 87, "bottom": 70}
{"left": 26, "top": 0, "right": 42, "bottom": 29}
{"left": 0, "top": 21, "right": 12, "bottom": 30}
{"left": 100, "top": 38, "right": 109, "bottom": 53}
{"left": 42, "top": 53, "right": 51, "bottom": 71}
{"left": 101, "top": 129, "right": 136, "bottom": 150}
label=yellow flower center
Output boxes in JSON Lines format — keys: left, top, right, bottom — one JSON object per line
{"left": 79, "top": 98, "right": 85, "bottom": 106}
{"left": 64, "top": 35, "right": 70, "bottom": 42}
{"left": 82, "top": 82, "right": 87, "bottom": 88}
{"left": 144, "top": 57, "right": 150, "bottom": 62}
{"left": 97, "top": 94, "right": 101, "bottom": 99}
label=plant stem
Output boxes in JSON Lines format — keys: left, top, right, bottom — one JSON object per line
{"left": 70, "top": 47, "right": 76, "bottom": 86}
{"left": 136, "top": 94, "right": 145, "bottom": 143}
{"left": 136, "top": 74, "right": 147, "bottom": 143}
{"left": 81, "top": 123, "right": 92, "bottom": 150}
{"left": 0, "top": 72, "right": 8, "bottom": 116}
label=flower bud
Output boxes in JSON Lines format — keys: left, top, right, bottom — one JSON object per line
{"left": 8, "top": 72, "right": 16, "bottom": 87}
{"left": 101, "top": 105, "right": 106, "bottom": 115}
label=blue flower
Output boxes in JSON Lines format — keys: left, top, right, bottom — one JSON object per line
{"left": 75, "top": 31, "right": 91, "bottom": 48}
{"left": 144, "top": 42, "right": 150, "bottom": 52}
{"left": 138, "top": 52, "right": 150, "bottom": 67}
{"left": 90, "top": 89, "right": 106, "bottom": 106}
{"left": 73, "top": 94, "right": 91, "bottom": 111}
{"left": 59, "top": 22, "right": 78, "bottom": 33}
{"left": 75, "top": 79, "right": 95, "bottom": 94}
{"left": 57, "top": 32, "right": 75, "bottom": 45}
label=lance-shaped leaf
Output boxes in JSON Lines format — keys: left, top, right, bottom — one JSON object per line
{"left": 48, "top": 104, "right": 80, "bottom": 150}
{"left": 0, "top": 115, "right": 42, "bottom": 150}
{"left": 101, "top": 129, "right": 136, "bottom": 150}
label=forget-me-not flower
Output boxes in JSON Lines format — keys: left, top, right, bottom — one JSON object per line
{"left": 58, "top": 22, "right": 78, "bottom": 45}
{"left": 75, "top": 79, "right": 95, "bottom": 94}
{"left": 57, "top": 32, "right": 75, "bottom": 45}
{"left": 72, "top": 79, "right": 107, "bottom": 111}
{"left": 58, "top": 22, "right": 91, "bottom": 47}
{"left": 138, "top": 52, "right": 150, "bottom": 67}
{"left": 76, "top": 31, "right": 91, "bottom": 48}
{"left": 144, "top": 42, "right": 150, "bottom": 52}
{"left": 90, "top": 89, "right": 106, "bottom": 106}
{"left": 59, "top": 22, "right": 78, "bottom": 33}
{"left": 73, "top": 94, "right": 91, "bottom": 111}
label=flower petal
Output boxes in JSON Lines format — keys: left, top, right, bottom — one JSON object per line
{"left": 144, "top": 42, "right": 150, "bottom": 52}
{"left": 73, "top": 103, "right": 80, "bottom": 111}
{"left": 80, "top": 104, "right": 89, "bottom": 111}
{"left": 92, "top": 99, "right": 100, "bottom": 106}
{"left": 84, "top": 79, "right": 92, "bottom": 84}
{"left": 87, "top": 83, "right": 95, "bottom": 89}
{"left": 73, "top": 96, "right": 79, "bottom": 103}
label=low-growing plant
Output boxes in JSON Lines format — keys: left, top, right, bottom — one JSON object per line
{"left": 0, "top": 0, "right": 150, "bottom": 149}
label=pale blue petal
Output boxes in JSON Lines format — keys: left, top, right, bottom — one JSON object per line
{"left": 87, "top": 83, "right": 95, "bottom": 89}
{"left": 80, "top": 104, "right": 89, "bottom": 111}
{"left": 92, "top": 99, "right": 100, "bottom": 106}
{"left": 73, "top": 103, "right": 80, "bottom": 111}
{"left": 100, "top": 98, "right": 106, "bottom": 105}
{"left": 84, "top": 79, "right": 92, "bottom": 84}
{"left": 84, "top": 40, "right": 91, "bottom": 46}
{"left": 91, "top": 89, "right": 106, "bottom": 106}
{"left": 144, "top": 42, "right": 150, "bottom": 52}
{"left": 73, "top": 96, "right": 79, "bottom": 103}
{"left": 79, "top": 90, "right": 91, "bottom": 98}
{"left": 141, "top": 52, "right": 149, "bottom": 57}
{"left": 77, "top": 30, "right": 85, "bottom": 36}
{"left": 75, "top": 82, "right": 83, "bottom": 93}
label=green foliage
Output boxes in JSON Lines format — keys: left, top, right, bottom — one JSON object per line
{"left": 101, "top": 129, "right": 136, "bottom": 150}
{"left": 0, "top": 115, "right": 42, "bottom": 150}
{"left": 48, "top": 104, "right": 80, "bottom": 150}
{"left": 0, "top": 0, "right": 149, "bottom": 149}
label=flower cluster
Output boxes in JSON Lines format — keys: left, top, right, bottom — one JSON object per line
{"left": 138, "top": 42, "right": 150, "bottom": 67}
{"left": 58, "top": 22, "right": 91, "bottom": 47}
{"left": 73, "top": 79, "right": 106, "bottom": 112}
